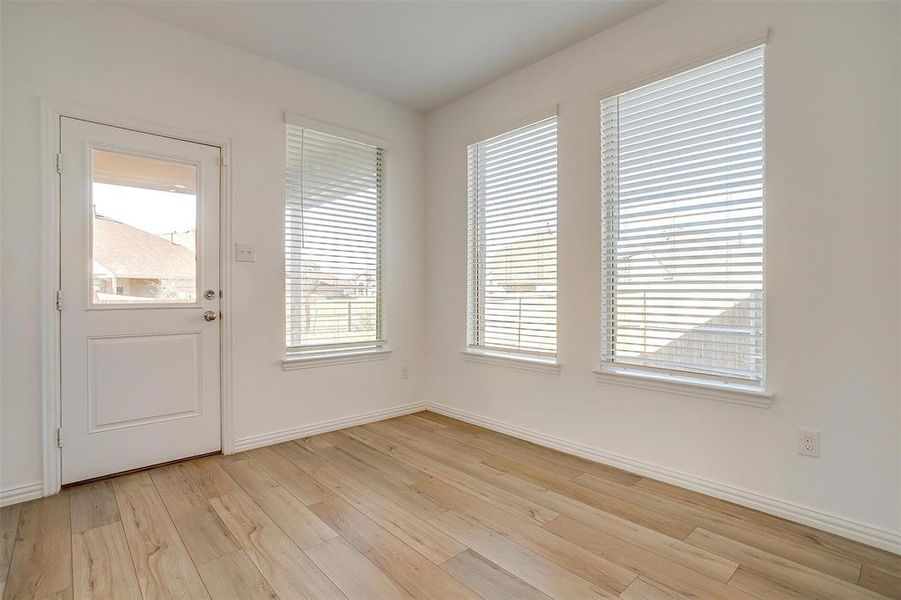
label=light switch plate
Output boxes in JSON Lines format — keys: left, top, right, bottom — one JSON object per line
{"left": 235, "top": 243, "right": 255, "bottom": 263}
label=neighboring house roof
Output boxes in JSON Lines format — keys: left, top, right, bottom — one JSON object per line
{"left": 93, "top": 215, "right": 195, "bottom": 280}
{"left": 302, "top": 270, "right": 374, "bottom": 299}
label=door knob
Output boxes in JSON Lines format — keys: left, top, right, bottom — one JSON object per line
{"left": 203, "top": 311, "right": 218, "bottom": 322}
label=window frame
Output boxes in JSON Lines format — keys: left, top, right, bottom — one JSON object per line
{"left": 282, "top": 114, "right": 389, "bottom": 366}
{"left": 596, "top": 40, "right": 770, "bottom": 398}
{"left": 464, "top": 113, "right": 560, "bottom": 369}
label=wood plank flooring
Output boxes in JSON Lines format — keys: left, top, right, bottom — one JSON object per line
{"left": 2, "top": 411, "right": 898, "bottom": 599}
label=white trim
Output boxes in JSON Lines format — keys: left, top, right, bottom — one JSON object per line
{"left": 282, "top": 348, "right": 392, "bottom": 370}
{"left": 284, "top": 111, "right": 388, "bottom": 150}
{"left": 597, "top": 28, "right": 770, "bottom": 101}
{"left": 40, "top": 99, "right": 62, "bottom": 497}
{"left": 460, "top": 350, "right": 560, "bottom": 374}
{"left": 427, "top": 403, "right": 901, "bottom": 554}
{"left": 232, "top": 401, "right": 426, "bottom": 452}
{"left": 594, "top": 367, "right": 773, "bottom": 409}
{"left": 41, "top": 99, "right": 236, "bottom": 485}
{"left": 0, "top": 482, "right": 44, "bottom": 507}
{"left": 219, "top": 140, "right": 236, "bottom": 454}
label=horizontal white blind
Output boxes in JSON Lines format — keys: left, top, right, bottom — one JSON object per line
{"left": 468, "top": 116, "right": 558, "bottom": 358}
{"left": 600, "top": 46, "right": 765, "bottom": 383}
{"left": 285, "top": 125, "right": 385, "bottom": 354}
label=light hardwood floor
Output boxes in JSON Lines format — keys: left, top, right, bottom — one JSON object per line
{"left": 1, "top": 411, "right": 899, "bottom": 599}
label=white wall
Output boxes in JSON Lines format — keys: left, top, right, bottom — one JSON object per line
{"left": 425, "top": 0, "right": 901, "bottom": 546}
{"left": 0, "top": 3, "right": 426, "bottom": 493}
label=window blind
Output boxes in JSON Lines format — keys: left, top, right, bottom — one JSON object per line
{"left": 467, "top": 116, "right": 558, "bottom": 359}
{"left": 600, "top": 45, "right": 765, "bottom": 384}
{"left": 285, "top": 125, "right": 385, "bottom": 355}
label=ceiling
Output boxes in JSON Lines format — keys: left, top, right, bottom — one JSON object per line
{"left": 121, "top": 1, "right": 659, "bottom": 112}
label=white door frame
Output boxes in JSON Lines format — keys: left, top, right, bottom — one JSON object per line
{"left": 40, "top": 100, "right": 235, "bottom": 496}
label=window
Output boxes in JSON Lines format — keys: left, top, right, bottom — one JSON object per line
{"left": 285, "top": 124, "right": 385, "bottom": 357}
{"left": 467, "top": 116, "right": 558, "bottom": 362}
{"left": 90, "top": 150, "right": 199, "bottom": 305}
{"left": 600, "top": 46, "right": 765, "bottom": 387}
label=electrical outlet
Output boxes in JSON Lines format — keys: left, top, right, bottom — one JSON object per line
{"left": 798, "top": 429, "right": 820, "bottom": 457}
{"left": 235, "top": 243, "right": 255, "bottom": 263}
{"left": 401, "top": 365, "right": 409, "bottom": 380}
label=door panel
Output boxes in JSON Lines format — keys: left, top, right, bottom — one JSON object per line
{"left": 87, "top": 333, "right": 201, "bottom": 432}
{"left": 60, "top": 117, "right": 221, "bottom": 484}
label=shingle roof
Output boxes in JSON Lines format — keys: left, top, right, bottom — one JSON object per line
{"left": 93, "top": 215, "right": 195, "bottom": 280}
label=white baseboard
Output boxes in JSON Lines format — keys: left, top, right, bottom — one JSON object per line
{"left": 0, "top": 402, "right": 427, "bottom": 505}
{"left": 0, "top": 481, "right": 43, "bottom": 507}
{"left": 428, "top": 403, "right": 901, "bottom": 555}
{"left": 7, "top": 397, "right": 899, "bottom": 555}
{"left": 232, "top": 401, "right": 428, "bottom": 452}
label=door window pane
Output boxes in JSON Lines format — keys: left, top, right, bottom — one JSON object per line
{"left": 91, "top": 150, "right": 198, "bottom": 304}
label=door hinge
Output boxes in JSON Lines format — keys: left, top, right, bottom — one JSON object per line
{"left": 56, "top": 290, "right": 63, "bottom": 311}
{"left": 56, "top": 427, "right": 64, "bottom": 448}
{"left": 55, "top": 152, "right": 63, "bottom": 174}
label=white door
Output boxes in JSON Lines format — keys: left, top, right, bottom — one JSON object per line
{"left": 60, "top": 117, "right": 221, "bottom": 484}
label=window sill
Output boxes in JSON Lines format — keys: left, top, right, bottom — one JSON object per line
{"left": 594, "top": 366, "right": 773, "bottom": 408}
{"left": 282, "top": 348, "right": 391, "bottom": 370}
{"left": 460, "top": 349, "right": 560, "bottom": 374}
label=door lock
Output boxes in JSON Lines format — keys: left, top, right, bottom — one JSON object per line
{"left": 203, "top": 311, "right": 218, "bottom": 322}
{"left": 204, "top": 289, "right": 217, "bottom": 300}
